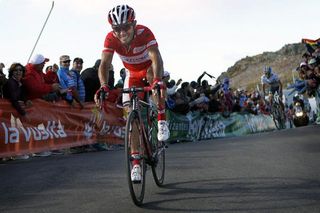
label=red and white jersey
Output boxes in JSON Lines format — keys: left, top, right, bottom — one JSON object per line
{"left": 103, "top": 25, "right": 158, "bottom": 72}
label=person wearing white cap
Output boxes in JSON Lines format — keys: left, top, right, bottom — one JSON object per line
{"left": 162, "top": 70, "right": 182, "bottom": 96}
{"left": 30, "top": 54, "right": 49, "bottom": 65}
{"left": 23, "top": 53, "right": 60, "bottom": 100}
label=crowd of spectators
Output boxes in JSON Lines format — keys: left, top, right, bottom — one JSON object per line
{"left": 1, "top": 42, "right": 320, "bottom": 160}
{"left": 289, "top": 41, "right": 320, "bottom": 97}
{"left": 0, "top": 54, "right": 286, "bottom": 120}
{"left": 163, "top": 71, "right": 269, "bottom": 117}
{"left": 0, "top": 53, "right": 119, "bottom": 160}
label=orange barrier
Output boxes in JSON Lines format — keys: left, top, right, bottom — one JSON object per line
{"left": 0, "top": 99, "right": 125, "bottom": 158}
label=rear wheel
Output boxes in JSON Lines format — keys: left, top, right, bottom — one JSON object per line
{"left": 150, "top": 117, "right": 165, "bottom": 186}
{"left": 125, "top": 111, "right": 146, "bottom": 206}
{"left": 272, "top": 104, "right": 286, "bottom": 130}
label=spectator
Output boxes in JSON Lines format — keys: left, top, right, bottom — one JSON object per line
{"left": 2, "top": 63, "right": 32, "bottom": 160}
{"left": 108, "top": 64, "right": 115, "bottom": 89}
{"left": 117, "top": 68, "right": 126, "bottom": 86}
{"left": 71, "top": 57, "right": 85, "bottom": 102}
{"left": 162, "top": 71, "right": 182, "bottom": 96}
{"left": 189, "top": 81, "right": 198, "bottom": 98}
{"left": 171, "top": 82, "right": 191, "bottom": 114}
{"left": 3, "top": 63, "right": 32, "bottom": 116}
{"left": 0, "top": 62, "right": 8, "bottom": 98}
{"left": 23, "top": 54, "right": 61, "bottom": 100}
{"left": 80, "top": 59, "right": 101, "bottom": 102}
{"left": 44, "top": 63, "right": 59, "bottom": 84}
{"left": 57, "top": 55, "right": 83, "bottom": 108}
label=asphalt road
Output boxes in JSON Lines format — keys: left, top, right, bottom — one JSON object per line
{"left": 1, "top": 125, "right": 320, "bottom": 213}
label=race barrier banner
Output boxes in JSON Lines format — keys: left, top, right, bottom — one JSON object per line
{"left": 167, "top": 110, "right": 276, "bottom": 141}
{"left": 1, "top": 99, "right": 277, "bottom": 158}
{"left": 0, "top": 99, "right": 125, "bottom": 158}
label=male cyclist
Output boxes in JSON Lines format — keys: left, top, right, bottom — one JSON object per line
{"left": 95, "top": 5, "right": 170, "bottom": 183}
{"left": 261, "top": 66, "right": 285, "bottom": 112}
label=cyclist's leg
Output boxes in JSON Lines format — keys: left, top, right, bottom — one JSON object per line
{"left": 146, "top": 67, "right": 170, "bottom": 141}
{"left": 123, "top": 71, "right": 147, "bottom": 181}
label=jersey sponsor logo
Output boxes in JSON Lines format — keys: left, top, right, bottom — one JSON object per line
{"left": 133, "top": 45, "right": 146, "bottom": 54}
{"left": 103, "top": 47, "right": 114, "bottom": 53}
{"left": 119, "top": 50, "right": 150, "bottom": 64}
{"left": 146, "top": 40, "right": 157, "bottom": 48}
{"left": 137, "top": 28, "right": 145, "bottom": 35}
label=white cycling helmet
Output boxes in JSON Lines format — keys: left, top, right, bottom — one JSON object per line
{"left": 108, "top": 5, "right": 135, "bottom": 26}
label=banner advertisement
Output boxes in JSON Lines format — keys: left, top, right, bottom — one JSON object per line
{"left": 1, "top": 99, "right": 277, "bottom": 158}
{"left": 0, "top": 99, "right": 125, "bottom": 158}
{"left": 167, "top": 111, "right": 276, "bottom": 141}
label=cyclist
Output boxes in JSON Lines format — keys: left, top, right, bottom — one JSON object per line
{"left": 261, "top": 66, "right": 285, "bottom": 113}
{"left": 95, "top": 5, "right": 170, "bottom": 183}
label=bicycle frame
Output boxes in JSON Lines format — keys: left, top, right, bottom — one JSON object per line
{"left": 124, "top": 86, "right": 155, "bottom": 164}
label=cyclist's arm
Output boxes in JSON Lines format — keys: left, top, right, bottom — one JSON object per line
{"left": 98, "top": 51, "right": 114, "bottom": 87}
{"left": 147, "top": 46, "right": 163, "bottom": 80}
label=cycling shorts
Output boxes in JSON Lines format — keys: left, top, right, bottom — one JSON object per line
{"left": 122, "top": 68, "right": 148, "bottom": 106}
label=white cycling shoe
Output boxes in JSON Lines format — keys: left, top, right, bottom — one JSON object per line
{"left": 157, "top": 120, "right": 170, "bottom": 141}
{"left": 131, "top": 164, "right": 142, "bottom": 183}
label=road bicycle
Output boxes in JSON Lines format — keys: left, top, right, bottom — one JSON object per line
{"left": 122, "top": 86, "right": 166, "bottom": 206}
{"left": 269, "top": 91, "right": 286, "bottom": 129}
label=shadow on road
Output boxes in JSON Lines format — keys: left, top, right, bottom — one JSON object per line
{"left": 143, "top": 177, "right": 320, "bottom": 212}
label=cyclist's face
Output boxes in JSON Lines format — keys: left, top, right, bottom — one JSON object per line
{"left": 112, "top": 21, "right": 136, "bottom": 45}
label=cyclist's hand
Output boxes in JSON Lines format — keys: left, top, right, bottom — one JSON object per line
{"left": 151, "top": 78, "right": 165, "bottom": 97}
{"left": 94, "top": 85, "right": 109, "bottom": 109}
{"left": 151, "top": 78, "right": 166, "bottom": 89}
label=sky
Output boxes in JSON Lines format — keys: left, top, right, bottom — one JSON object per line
{"left": 0, "top": 0, "right": 319, "bottom": 83}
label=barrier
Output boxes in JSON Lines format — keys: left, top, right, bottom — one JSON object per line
{"left": 0, "top": 99, "right": 276, "bottom": 158}
{"left": 167, "top": 110, "right": 276, "bottom": 142}
{"left": 0, "top": 99, "right": 125, "bottom": 158}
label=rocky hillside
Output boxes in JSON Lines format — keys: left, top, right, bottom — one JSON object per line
{"left": 218, "top": 43, "right": 306, "bottom": 91}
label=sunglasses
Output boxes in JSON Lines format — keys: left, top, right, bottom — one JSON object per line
{"left": 62, "top": 60, "right": 71, "bottom": 63}
{"left": 112, "top": 23, "right": 133, "bottom": 33}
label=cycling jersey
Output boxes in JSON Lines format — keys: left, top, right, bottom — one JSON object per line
{"left": 261, "top": 71, "right": 280, "bottom": 88}
{"left": 103, "top": 25, "right": 158, "bottom": 72}
{"left": 103, "top": 24, "right": 158, "bottom": 104}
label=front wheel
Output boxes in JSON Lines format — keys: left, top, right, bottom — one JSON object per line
{"left": 151, "top": 141, "right": 165, "bottom": 186}
{"left": 125, "top": 110, "right": 146, "bottom": 206}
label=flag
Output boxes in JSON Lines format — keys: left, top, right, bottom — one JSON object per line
{"left": 301, "top": 38, "right": 320, "bottom": 46}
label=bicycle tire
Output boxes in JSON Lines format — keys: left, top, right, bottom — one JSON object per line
{"left": 125, "top": 110, "right": 146, "bottom": 206}
{"left": 272, "top": 104, "right": 286, "bottom": 130}
{"left": 272, "top": 106, "right": 281, "bottom": 130}
{"left": 150, "top": 117, "right": 165, "bottom": 186}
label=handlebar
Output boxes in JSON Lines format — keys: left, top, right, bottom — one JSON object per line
{"left": 122, "top": 86, "right": 153, "bottom": 94}
{"left": 122, "top": 84, "right": 165, "bottom": 94}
